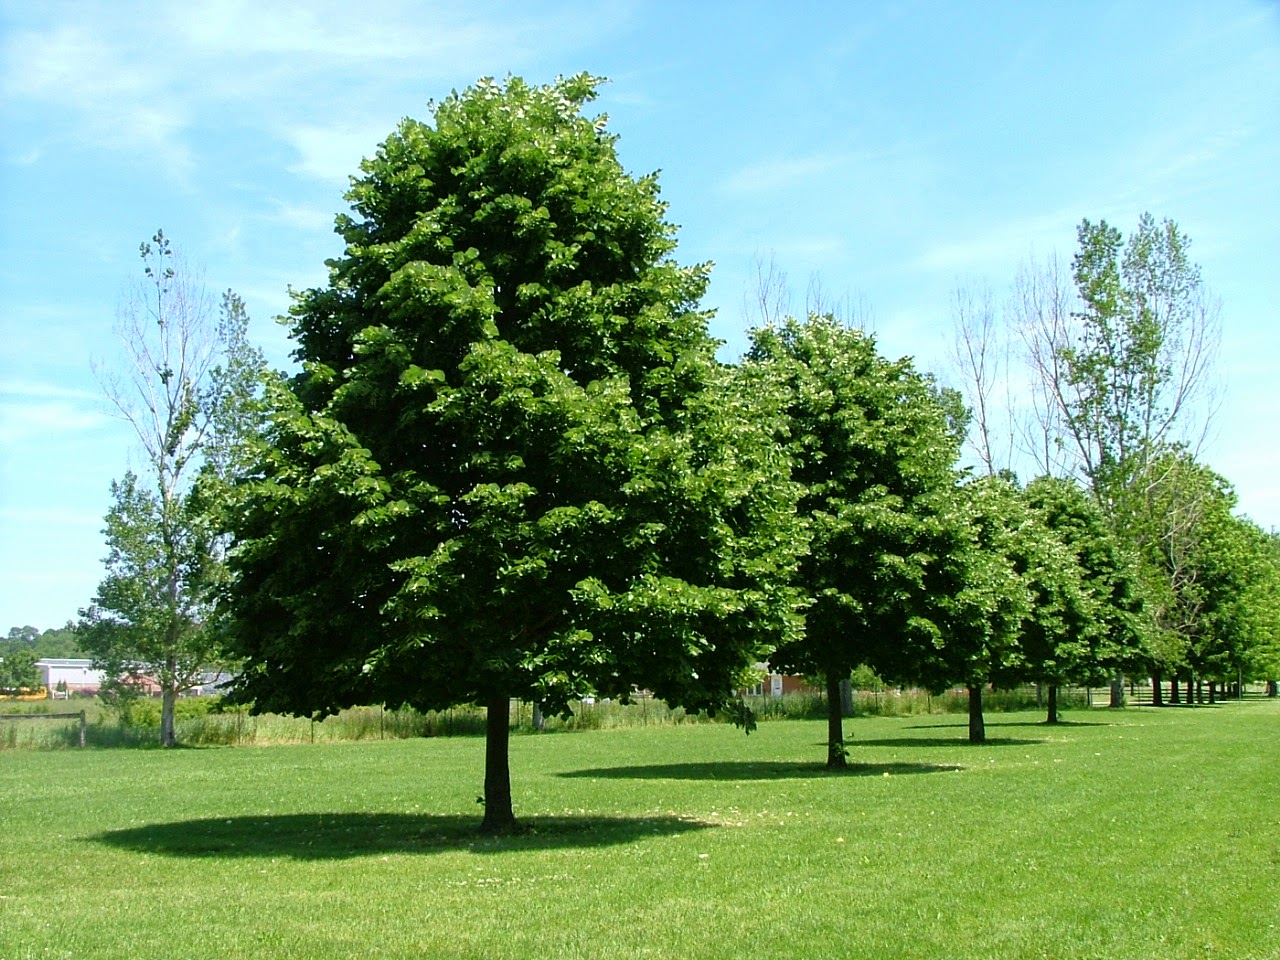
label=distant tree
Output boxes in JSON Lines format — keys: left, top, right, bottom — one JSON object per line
{"left": 1019, "top": 214, "right": 1219, "bottom": 705}
{"left": 0, "top": 648, "right": 39, "bottom": 693}
{"left": 222, "top": 75, "right": 804, "bottom": 832}
{"left": 948, "top": 282, "right": 1014, "bottom": 477}
{"left": 79, "top": 231, "right": 264, "bottom": 747}
{"left": 744, "top": 315, "right": 966, "bottom": 766}
{"left": 2, "top": 624, "right": 82, "bottom": 661}
{"left": 5, "top": 626, "right": 40, "bottom": 646}
{"left": 1238, "top": 528, "right": 1280, "bottom": 686}
{"left": 1142, "top": 454, "right": 1278, "bottom": 698}
{"left": 30, "top": 624, "right": 83, "bottom": 659}
{"left": 1015, "top": 476, "right": 1147, "bottom": 721}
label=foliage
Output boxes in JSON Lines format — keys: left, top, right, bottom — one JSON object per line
{"left": 2, "top": 623, "right": 83, "bottom": 660}
{"left": 934, "top": 476, "right": 1036, "bottom": 741}
{"left": 79, "top": 232, "right": 266, "bottom": 747}
{"left": 1138, "top": 452, "right": 1280, "bottom": 683}
{"left": 1016, "top": 475, "right": 1147, "bottom": 689}
{"left": 742, "top": 315, "right": 965, "bottom": 764}
{"left": 1059, "top": 213, "right": 1218, "bottom": 508}
{"left": 223, "top": 75, "right": 804, "bottom": 830}
{"left": 0, "top": 647, "right": 39, "bottom": 693}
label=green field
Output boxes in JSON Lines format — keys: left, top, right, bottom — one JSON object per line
{"left": 2, "top": 701, "right": 1277, "bottom": 959}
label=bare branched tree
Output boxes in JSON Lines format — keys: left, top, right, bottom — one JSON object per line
{"left": 1008, "top": 252, "right": 1076, "bottom": 479}
{"left": 82, "top": 231, "right": 263, "bottom": 746}
{"left": 948, "top": 281, "right": 1011, "bottom": 476}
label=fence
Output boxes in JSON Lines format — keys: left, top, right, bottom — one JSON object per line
{"left": 0, "top": 710, "right": 87, "bottom": 747}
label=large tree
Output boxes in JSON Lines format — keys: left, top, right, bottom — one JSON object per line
{"left": 1018, "top": 215, "right": 1219, "bottom": 705}
{"left": 744, "top": 315, "right": 965, "bottom": 766}
{"left": 222, "top": 75, "right": 802, "bottom": 832}
{"left": 79, "top": 232, "right": 263, "bottom": 747}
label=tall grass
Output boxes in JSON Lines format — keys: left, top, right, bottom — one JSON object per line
{"left": 0, "top": 685, "right": 1112, "bottom": 750}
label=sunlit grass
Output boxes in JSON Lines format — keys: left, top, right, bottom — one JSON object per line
{"left": 2, "top": 701, "right": 1276, "bottom": 959}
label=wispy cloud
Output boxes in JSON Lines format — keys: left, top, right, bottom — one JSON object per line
{"left": 283, "top": 122, "right": 396, "bottom": 184}
{"left": 911, "top": 208, "right": 1087, "bottom": 276}
{"left": 0, "top": 506, "right": 105, "bottom": 529}
{"left": 0, "top": 382, "right": 110, "bottom": 445}
{"left": 2, "top": 0, "right": 629, "bottom": 180}
{"left": 721, "top": 154, "right": 846, "bottom": 195}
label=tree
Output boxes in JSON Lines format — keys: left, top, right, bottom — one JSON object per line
{"left": 1015, "top": 476, "right": 1146, "bottom": 721}
{"left": 940, "top": 476, "right": 1036, "bottom": 743}
{"left": 2, "top": 624, "right": 82, "bottom": 661}
{"left": 222, "top": 75, "right": 803, "bottom": 832}
{"left": 0, "top": 648, "right": 39, "bottom": 694}
{"left": 744, "top": 315, "right": 966, "bottom": 766}
{"left": 948, "top": 282, "right": 1013, "bottom": 478}
{"left": 1059, "top": 215, "right": 1218, "bottom": 502}
{"left": 1022, "top": 214, "right": 1219, "bottom": 705}
{"left": 79, "top": 232, "right": 264, "bottom": 747}
{"left": 1141, "top": 453, "right": 1278, "bottom": 699}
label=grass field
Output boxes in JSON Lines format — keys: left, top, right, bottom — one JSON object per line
{"left": 1, "top": 701, "right": 1277, "bottom": 959}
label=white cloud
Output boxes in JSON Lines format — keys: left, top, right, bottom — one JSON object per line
{"left": 283, "top": 122, "right": 395, "bottom": 184}
{"left": 0, "top": 382, "right": 111, "bottom": 446}
{"left": 1, "top": 20, "right": 193, "bottom": 170}
{"left": 265, "top": 200, "right": 338, "bottom": 233}
{"left": 0, "top": 399, "right": 109, "bottom": 446}
{"left": 911, "top": 208, "right": 1087, "bottom": 276}
{"left": 1, "top": 23, "right": 151, "bottom": 104}
{"left": 721, "top": 154, "right": 845, "bottom": 195}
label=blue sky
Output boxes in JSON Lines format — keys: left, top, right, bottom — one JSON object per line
{"left": 2, "top": 0, "right": 1277, "bottom": 631}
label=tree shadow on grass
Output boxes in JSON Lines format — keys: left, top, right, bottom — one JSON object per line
{"left": 903, "top": 719, "right": 1112, "bottom": 732}
{"left": 560, "top": 760, "right": 962, "bottom": 781}
{"left": 89, "top": 812, "right": 714, "bottom": 860}
{"left": 850, "top": 736, "right": 1045, "bottom": 747}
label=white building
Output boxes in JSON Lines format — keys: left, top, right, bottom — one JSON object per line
{"left": 35, "top": 659, "right": 106, "bottom": 696}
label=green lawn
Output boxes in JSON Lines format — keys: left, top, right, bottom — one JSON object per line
{"left": 2, "top": 701, "right": 1277, "bottom": 959}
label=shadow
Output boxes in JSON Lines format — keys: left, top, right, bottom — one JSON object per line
{"left": 89, "top": 812, "right": 714, "bottom": 860}
{"left": 560, "top": 760, "right": 962, "bottom": 781}
{"left": 904, "top": 719, "right": 1113, "bottom": 731}
{"left": 850, "top": 736, "right": 1044, "bottom": 747}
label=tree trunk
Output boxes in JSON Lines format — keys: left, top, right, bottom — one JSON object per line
{"left": 1108, "top": 672, "right": 1125, "bottom": 708}
{"left": 1150, "top": 672, "right": 1164, "bottom": 707}
{"left": 1208, "top": 681, "right": 1216, "bottom": 704}
{"left": 968, "top": 685, "right": 985, "bottom": 744}
{"left": 160, "top": 685, "right": 177, "bottom": 748}
{"left": 825, "top": 671, "right": 847, "bottom": 769}
{"left": 1170, "top": 678, "right": 1180, "bottom": 704}
{"left": 838, "top": 677, "right": 854, "bottom": 718}
{"left": 481, "top": 693, "right": 516, "bottom": 834}
{"left": 531, "top": 701, "right": 545, "bottom": 732}
{"left": 1196, "top": 679, "right": 1204, "bottom": 704}
{"left": 1045, "top": 684, "right": 1059, "bottom": 724}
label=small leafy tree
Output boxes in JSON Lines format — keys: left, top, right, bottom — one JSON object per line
{"left": 940, "top": 476, "right": 1035, "bottom": 743}
{"left": 223, "top": 75, "right": 803, "bottom": 831}
{"left": 1013, "top": 476, "right": 1146, "bottom": 721}
{"left": 744, "top": 315, "right": 966, "bottom": 766}
{"left": 0, "top": 648, "right": 39, "bottom": 694}
{"left": 80, "top": 232, "right": 264, "bottom": 747}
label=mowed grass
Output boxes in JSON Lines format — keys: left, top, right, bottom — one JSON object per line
{"left": 2, "top": 702, "right": 1277, "bottom": 960}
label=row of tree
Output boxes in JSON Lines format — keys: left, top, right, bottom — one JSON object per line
{"left": 75, "top": 75, "right": 1279, "bottom": 833}
{"left": 950, "top": 213, "right": 1280, "bottom": 714}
